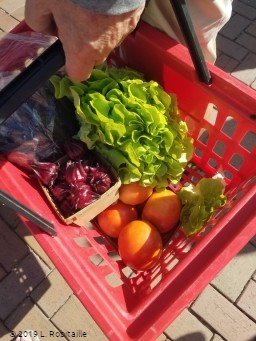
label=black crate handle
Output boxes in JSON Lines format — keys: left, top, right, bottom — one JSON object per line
{"left": 169, "top": 0, "right": 212, "bottom": 85}
{"left": 0, "top": 39, "right": 65, "bottom": 125}
{"left": 0, "top": 190, "right": 57, "bottom": 236}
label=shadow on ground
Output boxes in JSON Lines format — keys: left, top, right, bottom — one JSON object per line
{"left": 0, "top": 207, "right": 51, "bottom": 338}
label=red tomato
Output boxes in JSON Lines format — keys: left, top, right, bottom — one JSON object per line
{"left": 142, "top": 189, "right": 182, "bottom": 233}
{"left": 118, "top": 220, "right": 163, "bottom": 271}
{"left": 119, "top": 182, "right": 153, "bottom": 205}
{"left": 97, "top": 200, "right": 138, "bottom": 238}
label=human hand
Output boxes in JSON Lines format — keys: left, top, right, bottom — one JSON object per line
{"left": 25, "top": 0, "right": 145, "bottom": 81}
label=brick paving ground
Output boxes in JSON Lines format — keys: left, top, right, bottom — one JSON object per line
{"left": 0, "top": 1, "right": 256, "bottom": 340}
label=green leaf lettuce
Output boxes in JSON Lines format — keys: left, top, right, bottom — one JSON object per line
{"left": 178, "top": 177, "right": 227, "bottom": 236}
{"left": 50, "top": 66, "right": 194, "bottom": 189}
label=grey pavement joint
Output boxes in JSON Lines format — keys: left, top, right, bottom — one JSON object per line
{"left": 164, "top": 309, "right": 213, "bottom": 341}
{"left": 51, "top": 295, "right": 108, "bottom": 341}
{"left": 236, "top": 279, "right": 256, "bottom": 322}
{"left": 4, "top": 297, "right": 62, "bottom": 341}
{"left": 0, "top": 252, "right": 50, "bottom": 320}
{"left": 211, "top": 243, "right": 256, "bottom": 302}
{"left": 191, "top": 285, "right": 256, "bottom": 341}
{"left": 30, "top": 268, "right": 73, "bottom": 318}
{"left": 233, "top": 0, "right": 256, "bottom": 20}
{"left": 231, "top": 52, "right": 256, "bottom": 86}
{"left": 217, "top": 34, "right": 249, "bottom": 61}
{"left": 0, "top": 218, "right": 29, "bottom": 272}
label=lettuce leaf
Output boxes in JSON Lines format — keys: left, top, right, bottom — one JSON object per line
{"left": 178, "top": 177, "right": 227, "bottom": 236}
{"left": 50, "top": 66, "right": 193, "bottom": 189}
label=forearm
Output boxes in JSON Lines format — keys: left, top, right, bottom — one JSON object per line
{"left": 70, "top": 0, "right": 146, "bottom": 15}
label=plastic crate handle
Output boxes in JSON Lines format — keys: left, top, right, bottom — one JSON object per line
{"left": 0, "top": 39, "right": 65, "bottom": 125}
{"left": 169, "top": 0, "right": 212, "bottom": 85}
{"left": 0, "top": 189, "right": 57, "bottom": 236}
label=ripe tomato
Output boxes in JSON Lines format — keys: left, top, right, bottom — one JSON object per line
{"left": 119, "top": 182, "right": 153, "bottom": 205}
{"left": 142, "top": 189, "right": 182, "bottom": 233}
{"left": 97, "top": 200, "right": 138, "bottom": 238}
{"left": 118, "top": 220, "right": 163, "bottom": 271}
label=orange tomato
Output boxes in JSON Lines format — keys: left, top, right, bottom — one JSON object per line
{"left": 119, "top": 182, "right": 153, "bottom": 205}
{"left": 97, "top": 200, "right": 138, "bottom": 238}
{"left": 118, "top": 220, "right": 163, "bottom": 271}
{"left": 142, "top": 189, "right": 182, "bottom": 233}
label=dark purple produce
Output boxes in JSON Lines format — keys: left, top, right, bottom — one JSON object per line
{"left": 31, "top": 161, "right": 59, "bottom": 187}
{"left": 65, "top": 160, "right": 87, "bottom": 184}
{"left": 63, "top": 139, "right": 88, "bottom": 160}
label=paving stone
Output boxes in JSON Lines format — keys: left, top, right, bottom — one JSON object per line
{"left": 237, "top": 280, "right": 256, "bottom": 321}
{"left": 215, "top": 53, "right": 239, "bottom": 73}
{"left": 0, "top": 321, "right": 10, "bottom": 341}
{"left": 0, "top": 252, "right": 50, "bottom": 320}
{"left": 236, "top": 32, "right": 256, "bottom": 53}
{"left": 164, "top": 309, "right": 213, "bottom": 341}
{"left": 11, "top": 6, "right": 24, "bottom": 21}
{"left": 0, "top": 205, "right": 21, "bottom": 229}
{"left": 216, "top": 35, "right": 248, "bottom": 61}
{"left": 233, "top": 0, "right": 256, "bottom": 20}
{"left": 220, "top": 14, "right": 250, "bottom": 40}
{"left": 0, "top": 9, "right": 19, "bottom": 32}
{"left": 5, "top": 297, "right": 63, "bottom": 341}
{"left": 251, "top": 79, "right": 256, "bottom": 90}
{"left": 191, "top": 285, "right": 256, "bottom": 341}
{"left": 246, "top": 19, "right": 256, "bottom": 37}
{"left": 156, "top": 333, "right": 169, "bottom": 341}
{"left": 31, "top": 268, "right": 72, "bottom": 318}
{"left": 0, "top": 0, "right": 25, "bottom": 14}
{"left": 211, "top": 334, "right": 225, "bottom": 341}
{"left": 211, "top": 243, "right": 256, "bottom": 302}
{"left": 15, "top": 221, "right": 55, "bottom": 269}
{"left": 51, "top": 295, "right": 108, "bottom": 341}
{"left": 250, "top": 236, "right": 256, "bottom": 248}
{"left": 0, "top": 217, "right": 29, "bottom": 272}
{"left": 0, "top": 264, "right": 7, "bottom": 280}
{"left": 231, "top": 53, "right": 256, "bottom": 86}
{"left": 240, "top": 0, "right": 256, "bottom": 9}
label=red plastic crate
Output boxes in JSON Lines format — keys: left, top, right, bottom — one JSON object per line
{"left": 1, "top": 21, "right": 256, "bottom": 340}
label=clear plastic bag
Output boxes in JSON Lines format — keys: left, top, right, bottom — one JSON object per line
{"left": 0, "top": 32, "right": 78, "bottom": 171}
{"left": 0, "top": 81, "right": 79, "bottom": 170}
{"left": 0, "top": 31, "right": 56, "bottom": 76}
